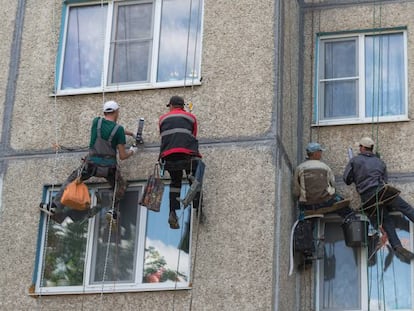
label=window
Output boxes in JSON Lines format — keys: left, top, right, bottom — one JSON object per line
{"left": 57, "top": 0, "right": 203, "bottom": 95}
{"left": 315, "top": 30, "right": 408, "bottom": 125}
{"left": 315, "top": 214, "right": 413, "bottom": 311}
{"left": 32, "top": 183, "right": 193, "bottom": 294}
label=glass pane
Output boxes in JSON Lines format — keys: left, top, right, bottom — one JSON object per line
{"left": 90, "top": 189, "right": 140, "bottom": 284}
{"left": 365, "top": 33, "right": 405, "bottom": 117}
{"left": 323, "top": 80, "right": 357, "bottom": 118}
{"left": 111, "top": 41, "right": 151, "bottom": 83}
{"left": 368, "top": 215, "right": 412, "bottom": 310}
{"left": 322, "top": 222, "right": 360, "bottom": 309}
{"left": 61, "top": 5, "right": 107, "bottom": 89}
{"left": 324, "top": 39, "right": 356, "bottom": 79}
{"left": 143, "top": 185, "right": 191, "bottom": 284}
{"left": 110, "top": 2, "right": 153, "bottom": 84}
{"left": 116, "top": 3, "right": 153, "bottom": 39}
{"left": 157, "top": 0, "right": 203, "bottom": 82}
{"left": 41, "top": 195, "right": 88, "bottom": 287}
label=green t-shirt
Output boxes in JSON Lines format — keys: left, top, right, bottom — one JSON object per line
{"left": 89, "top": 117, "right": 126, "bottom": 150}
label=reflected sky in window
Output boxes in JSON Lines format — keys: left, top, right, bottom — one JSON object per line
{"left": 157, "top": 0, "right": 202, "bottom": 82}
{"left": 62, "top": 5, "right": 107, "bottom": 90}
{"left": 144, "top": 184, "right": 191, "bottom": 283}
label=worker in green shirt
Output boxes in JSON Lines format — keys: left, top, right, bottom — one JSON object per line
{"left": 40, "top": 100, "right": 137, "bottom": 225}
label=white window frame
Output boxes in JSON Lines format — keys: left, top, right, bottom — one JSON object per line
{"left": 55, "top": 0, "right": 203, "bottom": 96}
{"left": 314, "top": 30, "right": 409, "bottom": 126}
{"left": 314, "top": 214, "right": 414, "bottom": 311}
{"left": 33, "top": 182, "right": 193, "bottom": 295}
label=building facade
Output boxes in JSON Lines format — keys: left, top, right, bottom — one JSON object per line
{"left": 0, "top": 0, "right": 412, "bottom": 310}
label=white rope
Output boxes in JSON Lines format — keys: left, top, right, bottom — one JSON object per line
{"left": 188, "top": 186, "right": 203, "bottom": 311}
{"left": 37, "top": 1, "right": 61, "bottom": 308}
{"left": 188, "top": 0, "right": 202, "bottom": 104}
{"left": 99, "top": 178, "right": 118, "bottom": 309}
{"left": 182, "top": 0, "right": 194, "bottom": 92}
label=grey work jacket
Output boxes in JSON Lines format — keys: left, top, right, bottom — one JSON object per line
{"left": 343, "top": 151, "right": 387, "bottom": 195}
{"left": 294, "top": 159, "right": 336, "bottom": 205}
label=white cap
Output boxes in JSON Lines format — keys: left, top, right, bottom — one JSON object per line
{"left": 359, "top": 137, "right": 375, "bottom": 148}
{"left": 103, "top": 100, "right": 119, "bottom": 113}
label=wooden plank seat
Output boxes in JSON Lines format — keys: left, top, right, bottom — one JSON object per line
{"left": 303, "top": 199, "right": 351, "bottom": 217}
{"left": 360, "top": 184, "right": 400, "bottom": 217}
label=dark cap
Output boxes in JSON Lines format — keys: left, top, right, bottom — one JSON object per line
{"left": 167, "top": 96, "right": 185, "bottom": 107}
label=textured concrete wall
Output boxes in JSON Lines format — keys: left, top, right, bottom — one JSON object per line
{"left": 0, "top": 0, "right": 281, "bottom": 310}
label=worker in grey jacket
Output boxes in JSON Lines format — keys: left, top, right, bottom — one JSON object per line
{"left": 343, "top": 137, "right": 414, "bottom": 263}
{"left": 294, "top": 142, "right": 355, "bottom": 220}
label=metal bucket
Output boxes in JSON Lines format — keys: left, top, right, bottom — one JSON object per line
{"left": 342, "top": 218, "right": 369, "bottom": 247}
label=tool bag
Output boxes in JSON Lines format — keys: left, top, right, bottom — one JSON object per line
{"left": 294, "top": 219, "right": 314, "bottom": 255}
{"left": 61, "top": 177, "right": 91, "bottom": 211}
{"left": 140, "top": 164, "right": 164, "bottom": 212}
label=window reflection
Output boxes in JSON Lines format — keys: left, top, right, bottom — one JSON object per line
{"left": 322, "top": 222, "right": 360, "bottom": 310}
{"left": 143, "top": 185, "right": 191, "bottom": 283}
{"left": 368, "top": 215, "right": 412, "bottom": 310}
{"left": 157, "top": 0, "right": 202, "bottom": 82}
{"left": 110, "top": 2, "right": 153, "bottom": 84}
{"left": 90, "top": 189, "right": 140, "bottom": 284}
{"left": 62, "top": 5, "right": 107, "bottom": 89}
{"left": 42, "top": 192, "right": 88, "bottom": 287}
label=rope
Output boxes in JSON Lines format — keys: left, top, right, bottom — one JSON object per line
{"left": 188, "top": 180, "right": 204, "bottom": 311}
{"left": 367, "top": 1, "right": 388, "bottom": 309}
{"left": 182, "top": 0, "right": 194, "bottom": 92}
{"left": 99, "top": 178, "right": 118, "bottom": 310}
{"left": 37, "top": 1, "right": 61, "bottom": 308}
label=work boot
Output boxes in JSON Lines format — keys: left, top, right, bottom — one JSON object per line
{"left": 39, "top": 202, "right": 66, "bottom": 224}
{"left": 394, "top": 245, "right": 414, "bottom": 263}
{"left": 168, "top": 211, "right": 180, "bottom": 229}
{"left": 39, "top": 202, "right": 56, "bottom": 216}
{"left": 180, "top": 176, "right": 201, "bottom": 208}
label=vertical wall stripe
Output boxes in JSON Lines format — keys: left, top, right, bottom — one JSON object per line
{"left": 1, "top": 0, "right": 26, "bottom": 152}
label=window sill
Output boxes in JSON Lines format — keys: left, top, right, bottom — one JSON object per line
{"left": 312, "top": 116, "right": 410, "bottom": 127}
{"left": 49, "top": 80, "right": 202, "bottom": 97}
{"left": 30, "top": 283, "right": 191, "bottom": 296}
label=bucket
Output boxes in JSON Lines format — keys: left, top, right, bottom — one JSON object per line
{"left": 342, "top": 218, "right": 369, "bottom": 247}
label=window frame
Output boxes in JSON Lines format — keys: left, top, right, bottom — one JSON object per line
{"left": 55, "top": 0, "right": 203, "bottom": 96}
{"left": 314, "top": 29, "right": 409, "bottom": 126}
{"left": 314, "top": 214, "right": 414, "bottom": 311}
{"left": 32, "top": 182, "right": 193, "bottom": 295}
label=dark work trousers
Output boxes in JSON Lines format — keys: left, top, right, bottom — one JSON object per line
{"left": 163, "top": 155, "right": 202, "bottom": 213}
{"left": 360, "top": 186, "right": 414, "bottom": 249}
{"left": 51, "top": 161, "right": 127, "bottom": 223}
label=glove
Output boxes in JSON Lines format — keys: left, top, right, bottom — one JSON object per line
{"left": 129, "top": 146, "right": 138, "bottom": 155}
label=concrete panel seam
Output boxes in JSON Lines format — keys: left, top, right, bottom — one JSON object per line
{"left": 301, "top": 0, "right": 414, "bottom": 10}
{"left": 1, "top": 0, "right": 26, "bottom": 151}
